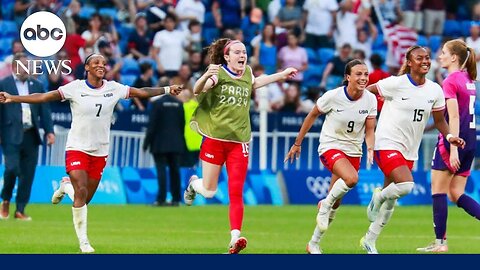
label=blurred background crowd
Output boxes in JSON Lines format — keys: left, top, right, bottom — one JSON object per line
{"left": 0, "top": 0, "right": 480, "bottom": 115}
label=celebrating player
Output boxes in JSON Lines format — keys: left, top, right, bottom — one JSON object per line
{"left": 183, "top": 38, "right": 297, "bottom": 254}
{"left": 359, "top": 45, "right": 465, "bottom": 254}
{"left": 417, "top": 39, "right": 480, "bottom": 253}
{"left": 0, "top": 54, "right": 183, "bottom": 253}
{"left": 285, "top": 59, "right": 377, "bottom": 254}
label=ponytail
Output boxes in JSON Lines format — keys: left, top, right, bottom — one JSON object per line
{"left": 464, "top": 47, "right": 477, "bottom": 81}
{"left": 398, "top": 45, "right": 425, "bottom": 76}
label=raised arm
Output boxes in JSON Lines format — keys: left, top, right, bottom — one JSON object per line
{"left": 0, "top": 90, "right": 62, "bottom": 104}
{"left": 129, "top": 85, "right": 183, "bottom": 99}
{"left": 253, "top": 67, "right": 297, "bottom": 89}
{"left": 193, "top": 64, "right": 220, "bottom": 95}
{"left": 284, "top": 105, "right": 322, "bottom": 163}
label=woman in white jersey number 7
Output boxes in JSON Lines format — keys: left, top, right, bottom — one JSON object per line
{"left": 359, "top": 45, "right": 465, "bottom": 254}
{"left": 285, "top": 59, "right": 377, "bottom": 254}
{"left": 0, "top": 54, "right": 183, "bottom": 253}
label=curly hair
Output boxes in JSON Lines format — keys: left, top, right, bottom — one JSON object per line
{"left": 207, "top": 38, "right": 230, "bottom": 65}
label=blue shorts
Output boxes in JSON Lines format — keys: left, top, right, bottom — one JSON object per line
{"left": 431, "top": 138, "right": 475, "bottom": 177}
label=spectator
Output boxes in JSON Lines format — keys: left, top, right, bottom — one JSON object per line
{"left": 241, "top": 8, "right": 265, "bottom": 47}
{"left": 14, "top": 0, "right": 32, "bottom": 28}
{"left": 152, "top": 13, "right": 189, "bottom": 78}
{"left": 368, "top": 53, "right": 390, "bottom": 113}
{"left": 98, "top": 40, "right": 122, "bottom": 81}
{"left": 186, "top": 19, "right": 203, "bottom": 53}
{"left": 302, "top": 0, "right": 338, "bottom": 50}
{"left": 175, "top": 0, "right": 205, "bottom": 31}
{"left": 274, "top": 0, "right": 303, "bottom": 34}
{"left": 132, "top": 62, "right": 155, "bottom": 111}
{"left": 422, "top": 0, "right": 446, "bottom": 37}
{"left": 171, "top": 64, "right": 194, "bottom": 91}
{"left": 177, "top": 88, "right": 202, "bottom": 168}
{"left": 63, "top": 14, "right": 86, "bottom": 75}
{"left": 335, "top": 0, "right": 359, "bottom": 51}
{"left": 128, "top": 13, "right": 153, "bottom": 60}
{"left": 321, "top": 43, "right": 353, "bottom": 89}
{"left": 143, "top": 94, "right": 186, "bottom": 207}
{"left": 402, "top": 0, "right": 423, "bottom": 32}
{"left": 48, "top": 50, "right": 75, "bottom": 91}
{"left": 0, "top": 40, "right": 25, "bottom": 79}
{"left": 279, "top": 82, "right": 302, "bottom": 113}
{"left": 252, "top": 64, "right": 284, "bottom": 112}
{"left": 384, "top": 18, "right": 418, "bottom": 75}
{"left": 278, "top": 32, "right": 308, "bottom": 83}
{"left": 188, "top": 51, "right": 204, "bottom": 83}
{"left": 146, "top": 0, "right": 175, "bottom": 32}
{"left": 353, "top": 49, "right": 372, "bottom": 71}
{"left": 253, "top": 23, "right": 278, "bottom": 75}
{"left": 377, "top": 0, "right": 401, "bottom": 26}
{"left": 465, "top": 23, "right": 480, "bottom": 81}
{"left": 26, "top": 0, "right": 52, "bottom": 16}
{"left": 212, "top": 0, "right": 242, "bottom": 32}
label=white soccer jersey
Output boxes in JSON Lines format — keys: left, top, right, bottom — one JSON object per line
{"left": 317, "top": 86, "right": 377, "bottom": 157}
{"left": 375, "top": 74, "right": 445, "bottom": 160}
{"left": 58, "top": 80, "right": 130, "bottom": 156}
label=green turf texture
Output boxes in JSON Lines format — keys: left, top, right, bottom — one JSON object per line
{"left": 0, "top": 204, "right": 478, "bottom": 254}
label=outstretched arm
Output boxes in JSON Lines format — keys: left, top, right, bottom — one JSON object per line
{"left": 0, "top": 90, "right": 62, "bottom": 104}
{"left": 253, "top": 67, "right": 297, "bottom": 89}
{"left": 284, "top": 105, "right": 322, "bottom": 163}
{"left": 129, "top": 85, "right": 183, "bottom": 99}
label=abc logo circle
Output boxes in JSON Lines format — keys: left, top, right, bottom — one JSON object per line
{"left": 20, "top": 11, "right": 66, "bottom": 57}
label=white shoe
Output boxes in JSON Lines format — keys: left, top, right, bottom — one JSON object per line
{"left": 183, "top": 175, "right": 198, "bottom": 206}
{"left": 316, "top": 200, "right": 330, "bottom": 232}
{"left": 367, "top": 188, "right": 382, "bottom": 222}
{"left": 51, "top": 177, "right": 71, "bottom": 204}
{"left": 306, "top": 242, "right": 322, "bottom": 254}
{"left": 80, "top": 242, "right": 95, "bottom": 253}
{"left": 360, "top": 236, "right": 378, "bottom": 254}
{"left": 416, "top": 240, "right": 448, "bottom": 253}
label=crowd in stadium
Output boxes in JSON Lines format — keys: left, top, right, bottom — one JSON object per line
{"left": 0, "top": 0, "right": 479, "bottom": 115}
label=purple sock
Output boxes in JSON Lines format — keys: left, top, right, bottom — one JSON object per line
{"left": 433, "top": 194, "right": 448, "bottom": 240}
{"left": 457, "top": 194, "right": 480, "bottom": 220}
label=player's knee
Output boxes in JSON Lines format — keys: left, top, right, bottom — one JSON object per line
{"left": 396, "top": 182, "right": 414, "bottom": 197}
{"left": 203, "top": 189, "right": 217, "bottom": 198}
{"left": 448, "top": 188, "right": 463, "bottom": 203}
{"left": 343, "top": 174, "right": 359, "bottom": 187}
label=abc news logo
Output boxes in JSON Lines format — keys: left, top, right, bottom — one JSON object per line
{"left": 18, "top": 11, "right": 71, "bottom": 75}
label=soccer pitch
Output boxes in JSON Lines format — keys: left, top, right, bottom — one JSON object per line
{"left": 0, "top": 204, "right": 478, "bottom": 254}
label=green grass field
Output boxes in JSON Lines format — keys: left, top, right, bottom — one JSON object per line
{"left": 0, "top": 204, "right": 478, "bottom": 254}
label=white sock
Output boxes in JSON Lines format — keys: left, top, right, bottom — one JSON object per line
{"left": 323, "top": 179, "right": 351, "bottom": 208}
{"left": 379, "top": 182, "right": 414, "bottom": 202}
{"left": 64, "top": 182, "right": 75, "bottom": 201}
{"left": 230, "top": 229, "right": 241, "bottom": 243}
{"left": 191, "top": 178, "right": 217, "bottom": 198}
{"left": 310, "top": 208, "right": 337, "bottom": 244}
{"left": 366, "top": 199, "right": 396, "bottom": 242}
{"left": 72, "top": 205, "right": 89, "bottom": 245}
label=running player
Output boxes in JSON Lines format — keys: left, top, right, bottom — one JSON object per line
{"left": 0, "top": 54, "right": 183, "bottom": 253}
{"left": 285, "top": 59, "right": 377, "bottom": 254}
{"left": 183, "top": 38, "right": 297, "bottom": 254}
{"left": 359, "top": 45, "right": 465, "bottom": 254}
{"left": 417, "top": 39, "right": 480, "bottom": 253}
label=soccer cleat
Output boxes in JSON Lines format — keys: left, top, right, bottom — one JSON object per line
{"left": 80, "top": 242, "right": 95, "bottom": 253}
{"left": 360, "top": 236, "right": 378, "bottom": 254}
{"left": 51, "top": 177, "right": 71, "bottom": 204}
{"left": 316, "top": 200, "right": 330, "bottom": 232}
{"left": 183, "top": 175, "right": 198, "bottom": 206}
{"left": 228, "top": 237, "right": 247, "bottom": 254}
{"left": 14, "top": 212, "right": 32, "bottom": 221}
{"left": 416, "top": 240, "right": 448, "bottom": 253}
{"left": 367, "top": 188, "right": 382, "bottom": 222}
{"left": 0, "top": 200, "right": 10, "bottom": 220}
{"left": 306, "top": 242, "right": 322, "bottom": 254}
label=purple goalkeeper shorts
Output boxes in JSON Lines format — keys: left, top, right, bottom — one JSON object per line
{"left": 431, "top": 138, "right": 475, "bottom": 177}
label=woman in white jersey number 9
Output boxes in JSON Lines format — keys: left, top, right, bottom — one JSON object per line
{"left": 0, "top": 54, "right": 183, "bottom": 253}
{"left": 285, "top": 59, "right": 377, "bottom": 254}
{"left": 359, "top": 45, "right": 465, "bottom": 254}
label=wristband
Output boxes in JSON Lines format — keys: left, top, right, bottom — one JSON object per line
{"left": 293, "top": 143, "right": 301, "bottom": 147}
{"left": 367, "top": 147, "right": 374, "bottom": 151}
{"left": 446, "top": 134, "right": 454, "bottom": 141}
{"left": 164, "top": 86, "right": 171, "bottom": 95}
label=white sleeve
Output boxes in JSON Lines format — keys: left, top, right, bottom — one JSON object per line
{"left": 376, "top": 76, "right": 400, "bottom": 99}
{"left": 316, "top": 91, "right": 333, "bottom": 113}
{"left": 368, "top": 93, "right": 378, "bottom": 118}
{"left": 153, "top": 32, "right": 162, "bottom": 48}
{"left": 432, "top": 85, "right": 446, "bottom": 112}
{"left": 112, "top": 81, "right": 130, "bottom": 99}
{"left": 58, "top": 80, "right": 78, "bottom": 101}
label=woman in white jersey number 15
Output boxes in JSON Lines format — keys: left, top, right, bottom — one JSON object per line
{"left": 285, "top": 59, "right": 378, "bottom": 254}
{"left": 0, "top": 54, "right": 183, "bottom": 253}
{"left": 359, "top": 45, "right": 465, "bottom": 254}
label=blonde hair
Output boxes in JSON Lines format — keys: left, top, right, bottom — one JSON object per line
{"left": 444, "top": 39, "right": 477, "bottom": 80}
